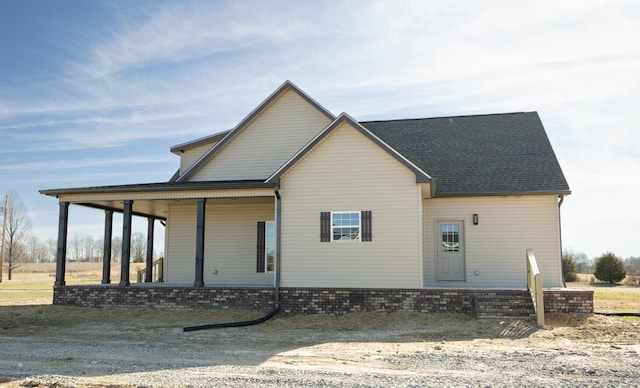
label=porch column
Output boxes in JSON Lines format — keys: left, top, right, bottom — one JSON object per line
{"left": 145, "top": 217, "right": 154, "bottom": 282}
{"left": 102, "top": 210, "right": 113, "bottom": 284}
{"left": 194, "top": 198, "right": 206, "bottom": 287}
{"left": 54, "top": 201, "right": 69, "bottom": 286}
{"left": 120, "top": 200, "right": 133, "bottom": 286}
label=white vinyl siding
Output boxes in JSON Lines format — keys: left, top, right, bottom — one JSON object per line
{"left": 280, "top": 122, "right": 422, "bottom": 288}
{"left": 423, "top": 195, "right": 563, "bottom": 288}
{"left": 190, "top": 89, "right": 333, "bottom": 181}
{"left": 164, "top": 200, "right": 275, "bottom": 285}
{"left": 180, "top": 142, "right": 219, "bottom": 175}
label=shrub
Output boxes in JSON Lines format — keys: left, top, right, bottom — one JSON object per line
{"left": 562, "top": 255, "right": 578, "bottom": 282}
{"left": 593, "top": 252, "right": 627, "bottom": 284}
{"left": 624, "top": 276, "right": 640, "bottom": 286}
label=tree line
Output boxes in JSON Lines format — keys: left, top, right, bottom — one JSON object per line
{"left": 1, "top": 190, "right": 161, "bottom": 281}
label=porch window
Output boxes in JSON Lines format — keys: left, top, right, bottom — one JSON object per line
{"left": 320, "top": 211, "right": 372, "bottom": 242}
{"left": 256, "top": 221, "right": 275, "bottom": 273}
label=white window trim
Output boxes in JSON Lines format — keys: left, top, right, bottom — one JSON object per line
{"left": 330, "top": 211, "right": 361, "bottom": 242}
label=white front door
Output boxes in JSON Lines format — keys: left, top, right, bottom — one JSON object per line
{"left": 436, "top": 221, "right": 465, "bottom": 281}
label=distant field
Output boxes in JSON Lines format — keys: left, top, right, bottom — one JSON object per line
{"left": 0, "top": 262, "right": 145, "bottom": 305}
{"left": 2, "top": 266, "right": 639, "bottom": 312}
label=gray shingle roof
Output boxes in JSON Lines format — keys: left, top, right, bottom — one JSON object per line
{"left": 361, "top": 112, "right": 570, "bottom": 196}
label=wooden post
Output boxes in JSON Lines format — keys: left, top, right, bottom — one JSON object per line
{"left": 102, "top": 210, "right": 113, "bottom": 284}
{"left": 194, "top": 199, "right": 206, "bottom": 287}
{"left": 145, "top": 217, "right": 154, "bottom": 282}
{"left": 120, "top": 200, "right": 133, "bottom": 286}
{"left": 55, "top": 202, "right": 69, "bottom": 286}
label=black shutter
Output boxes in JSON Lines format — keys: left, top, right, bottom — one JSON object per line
{"left": 361, "top": 210, "right": 372, "bottom": 241}
{"left": 256, "top": 221, "right": 266, "bottom": 272}
{"left": 320, "top": 212, "right": 331, "bottom": 242}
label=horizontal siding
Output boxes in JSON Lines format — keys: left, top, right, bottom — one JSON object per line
{"left": 180, "top": 142, "right": 218, "bottom": 175}
{"left": 423, "top": 196, "right": 562, "bottom": 288}
{"left": 164, "top": 201, "right": 275, "bottom": 286}
{"left": 280, "top": 122, "right": 422, "bottom": 288}
{"left": 165, "top": 205, "right": 196, "bottom": 284}
{"left": 191, "top": 89, "right": 332, "bottom": 181}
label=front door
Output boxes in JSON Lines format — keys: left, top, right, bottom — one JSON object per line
{"left": 436, "top": 221, "right": 465, "bottom": 281}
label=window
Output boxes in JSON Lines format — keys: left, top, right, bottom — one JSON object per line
{"left": 320, "top": 211, "right": 372, "bottom": 242}
{"left": 256, "top": 221, "right": 275, "bottom": 273}
{"left": 332, "top": 211, "right": 360, "bottom": 241}
{"left": 441, "top": 223, "right": 460, "bottom": 252}
{"left": 265, "top": 221, "right": 275, "bottom": 272}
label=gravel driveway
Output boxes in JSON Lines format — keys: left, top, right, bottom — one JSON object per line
{"left": 0, "top": 306, "right": 639, "bottom": 387}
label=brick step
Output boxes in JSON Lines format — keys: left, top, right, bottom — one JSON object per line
{"left": 475, "top": 294, "right": 536, "bottom": 318}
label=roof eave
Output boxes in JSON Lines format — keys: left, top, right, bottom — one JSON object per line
{"left": 433, "top": 189, "right": 572, "bottom": 198}
{"left": 39, "top": 181, "right": 273, "bottom": 197}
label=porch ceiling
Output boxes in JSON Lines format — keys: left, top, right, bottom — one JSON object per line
{"left": 76, "top": 196, "right": 274, "bottom": 220}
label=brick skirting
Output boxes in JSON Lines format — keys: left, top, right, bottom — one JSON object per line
{"left": 53, "top": 286, "right": 593, "bottom": 317}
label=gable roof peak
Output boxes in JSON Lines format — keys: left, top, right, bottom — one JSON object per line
{"left": 176, "top": 80, "right": 335, "bottom": 182}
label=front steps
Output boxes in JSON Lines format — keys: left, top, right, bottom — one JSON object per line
{"left": 475, "top": 291, "right": 536, "bottom": 318}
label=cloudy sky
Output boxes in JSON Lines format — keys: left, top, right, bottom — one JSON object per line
{"left": 1, "top": 0, "right": 638, "bottom": 259}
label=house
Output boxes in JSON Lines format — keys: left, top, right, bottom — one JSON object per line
{"left": 40, "top": 81, "right": 593, "bottom": 316}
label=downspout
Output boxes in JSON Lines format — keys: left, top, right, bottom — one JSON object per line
{"left": 274, "top": 187, "right": 282, "bottom": 304}
{"left": 183, "top": 186, "right": 282, "bottom": 332}
{"left": 558, "top": 195, "right": 566, "bottom": 288}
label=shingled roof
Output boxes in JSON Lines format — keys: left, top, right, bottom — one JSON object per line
{"left": 361, "top": 112, "right": 570, "bottom": 196}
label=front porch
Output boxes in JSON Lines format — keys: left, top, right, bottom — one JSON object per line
{"left": 53, "top": 285, "right": 594, "bottom": 318}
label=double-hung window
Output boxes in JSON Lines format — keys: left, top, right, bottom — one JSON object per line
{"left": 332, "top": 211, "right": 361, "bottom": 241}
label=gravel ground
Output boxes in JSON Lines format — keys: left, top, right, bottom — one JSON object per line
{"left": 0, "top": 307, "right": 639, "bottom": 387}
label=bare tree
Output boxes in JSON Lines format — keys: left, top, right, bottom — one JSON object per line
{"left": 111, "top": 236, "right": 122, "bottom": 263}
{"left": 27, "top": 234, "right": 48, "bottom": 263}
{"left": 131, "top": 232, "right": 146, "bottom": 263}
{"left": 3, "top": 190, "right": 32, "bottom": 280}
{"left": 46, "top": 238, "right": 57, "bottom": 263}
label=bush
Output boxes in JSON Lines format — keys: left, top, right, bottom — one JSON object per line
{"left": 593, "top": 252, "right": 627, "bottom": 284}
{"left": 562, "top": 255, "right": 579, "bottom": 282}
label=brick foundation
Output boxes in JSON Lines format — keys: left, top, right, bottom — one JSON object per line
{"left": 53, "top": 285, "right": 593, "bottom": 317}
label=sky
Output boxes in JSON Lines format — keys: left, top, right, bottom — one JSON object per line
{"left": 0, "top": 0, "right": 639, "bottom": 260}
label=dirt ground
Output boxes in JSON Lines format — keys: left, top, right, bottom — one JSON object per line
{"left": 0, "top": 303, "right": 639, "bottom": 387}
{"left": 1, "top": 275, "right": 639, "bottom": 387}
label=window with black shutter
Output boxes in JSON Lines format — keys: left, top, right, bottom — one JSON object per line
{"left": 320, "top": 211, "right": 372, "bottom": 242}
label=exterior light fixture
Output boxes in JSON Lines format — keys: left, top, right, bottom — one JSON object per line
{"left": 472, "top": 213, "right": 479, "bottom": 225}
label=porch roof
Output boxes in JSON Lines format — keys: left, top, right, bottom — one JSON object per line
{"left": 39, "top": 180, "right": 275, "bottom": 219}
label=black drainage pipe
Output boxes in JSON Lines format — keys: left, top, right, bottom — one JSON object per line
{"left": 183, "top": 306, "right": 280, "bottom": 332}
{"left": 595, "top": 311, "right": 640, "bottom": 317}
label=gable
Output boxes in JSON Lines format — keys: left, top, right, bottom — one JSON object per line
{"left": 178, "top": 141, "right": 220, "bottom": 175}
{"left": 178, "top": 81, "right": 334, "bottom": 182}
{"left": 279, "top": 119, "right": 420, "bottom": 187}
{"left": 267, "top": 113, "right": 431, "bottom": 185}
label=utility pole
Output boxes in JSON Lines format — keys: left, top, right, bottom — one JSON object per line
{"left": 0, "top": 195, "right": 8, "bottom": 283}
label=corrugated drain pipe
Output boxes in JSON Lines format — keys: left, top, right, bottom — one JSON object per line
{"left": 183, "top": 188, "right": 282, "bottom": 332}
